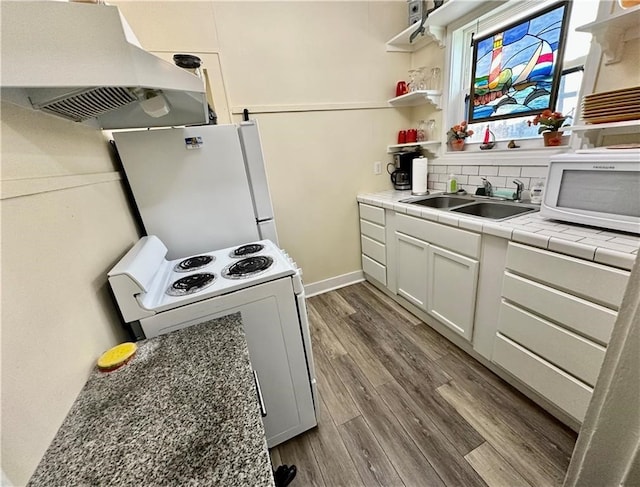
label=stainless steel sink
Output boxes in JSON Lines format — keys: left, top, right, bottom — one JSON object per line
{"left": 400, "top": 193, "right": 539, "bottom": 221}
{"left": 450, "top": 201, "right": 538, "bottom": 219}
{"left": 406, "top": 196, "right": 474, "bottom": 208}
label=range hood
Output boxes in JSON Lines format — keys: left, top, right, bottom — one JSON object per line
{"left": 0, "top": 1, "right": 208, "bottom": 129}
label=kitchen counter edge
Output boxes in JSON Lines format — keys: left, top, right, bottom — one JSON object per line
{"left": 358, "top": 190, "right": 639, "bottom": 271}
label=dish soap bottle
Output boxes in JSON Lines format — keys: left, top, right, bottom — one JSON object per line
{"left": 446, "top": 173, "right": 458, "bottom": 194}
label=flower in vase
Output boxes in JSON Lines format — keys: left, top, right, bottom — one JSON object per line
{"left": 446, "top": 121, "right": 474, "bottom": 142}
{"left": 527, "top": 110, "right": 572, "bottom": 134}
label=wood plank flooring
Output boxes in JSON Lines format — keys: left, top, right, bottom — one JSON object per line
{"left": 271, "top": 281, "right": 577, "bottom": 487}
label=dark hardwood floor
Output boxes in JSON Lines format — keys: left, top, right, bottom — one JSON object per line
{"left": 270, "top": 281, "right": 577, "bottom": 487}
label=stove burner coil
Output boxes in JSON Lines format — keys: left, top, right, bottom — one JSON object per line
{"left": 222, "top": 256, "right": 273, "bottom": 279}
{"left": 166, "top": 272, "right": 216, "bottom": 296}
{"left": 230, "top": 243, "right": 265, "bottom": 258}
{"left": 173, "top": 255, "right": 215, "bottom": 272}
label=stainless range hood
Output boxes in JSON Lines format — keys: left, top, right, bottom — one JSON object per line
{"left": 0, "top": 1, "right": 208, "bottom": 129}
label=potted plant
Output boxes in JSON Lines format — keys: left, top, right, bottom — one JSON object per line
{"left": 527, "top": 110, "right": 571, "bottom": 146}
{"left": 446, "top": 121, "right": 474, "bottom": 151}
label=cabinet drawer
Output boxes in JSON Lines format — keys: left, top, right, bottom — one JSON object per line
{"left": 506, "top": 242, "right": 629, "bottom": 309}
{"left": 360, "top": 219, "right": 385, "bottom": 243}
{"left": 498, "top": 301, "right": 606, "bottom": 387}
{"left": 359, "top": 203, "right": 385, "bottom": 225}
{"left": 395, "top": 212, "right": 480, "bottom": 258}
{"left": 493, "top": 333, "right": 593, "bottom": 422}
{"left": 361, "top": 235, "right": 386, "bottom": 265}
{"left": 362, "top": 254, "right": 386, "bottom": 286}
{"left": 502, "top": 272, "right": 616, "bottom": 346}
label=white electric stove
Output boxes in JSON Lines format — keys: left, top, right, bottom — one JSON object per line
{"left": 108, "top": 235, "right": 317, "bottom": 446}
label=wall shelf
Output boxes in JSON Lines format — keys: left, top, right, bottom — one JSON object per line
{"left": 386, "top": 21, "right": 443, "bottom": 52}
{"left": 388, "top": 90, "right": 442, "bottom": 109}
{"left": 560, "top": 119, "right": 640, "bottom": 132}
{"left": 561, "top": 119, "right": 640, "bottom": 148}
{"left": 576, "top": 5, "right": 640, "bottom": 65}
{"left": 387, "top": 141, "right": 441, "bottom": 155}
{"left": 385, "top": 0, "right": 485, "bottom": 52}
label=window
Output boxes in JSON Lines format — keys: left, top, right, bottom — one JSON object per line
{"left": 468, "top": 2, "right": 571, "bottom": 124}
{"left": 447, "top": 0, "right": 599, "bottom": 145}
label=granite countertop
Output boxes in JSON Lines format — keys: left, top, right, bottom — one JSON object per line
{"left": 358, "top": 190, "right": 639, "bottom": 271}
{"left": 28, "top": 313, "right": 275, "bottom": 487}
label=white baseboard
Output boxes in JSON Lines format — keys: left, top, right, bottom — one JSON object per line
{"left": 304, "top": 270, "right": 365, "bottom": 297}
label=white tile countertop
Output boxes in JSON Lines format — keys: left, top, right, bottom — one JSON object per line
{"left": 357, "top": 190, "right": 639, "bottom": 271}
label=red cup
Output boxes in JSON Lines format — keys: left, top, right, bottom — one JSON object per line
{"left": 396, "top": 81, "right": 408, "bottom": 97}
{"left": 397, "top": 130, "right": 407, "bottom": 144}
{"left": 406, "top": 129, "right": 417, "bottom": 143}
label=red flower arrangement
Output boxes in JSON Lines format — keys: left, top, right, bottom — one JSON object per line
{"left": 447, "top": 121, "right": 474, "bottom": 142}
{"left": 527, "top": 110, "right": 571, "bottom": 134}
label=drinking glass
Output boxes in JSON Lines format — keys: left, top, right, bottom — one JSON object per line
{"left": 417, "top": 67, "right": 428, "bottom": 91}
{"left": 426, "top": 119, "right": 436, "bottom": 140}
{"left": 429, "top": 67, "right": 442, "bottom": 91}
{"left": 407, "top": 69, "right": 418, "bottom": 92}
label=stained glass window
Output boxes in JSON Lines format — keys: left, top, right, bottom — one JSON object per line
{"left": 468, "top": 2, "right": 571, "bottom": 124}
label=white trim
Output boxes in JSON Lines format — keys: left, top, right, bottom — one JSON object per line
{"left": 437, "top": 145, "right": 570, "bottom": 165}
{"left": 304, "top": 270, "right": 365, "bottom": 297}
{"left": 231, "top": 102, "right": 389, "bottom": 115}
{"left": 1, "top": 171, "right": 122, "bottom": 200}
{"left": 569, "top": 2, "right": 605, "bottom": 150}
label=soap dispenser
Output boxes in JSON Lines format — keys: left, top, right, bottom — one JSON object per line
{"left": 446, "top": 173, "right": 458, "bottom": 193}
{"left": 531, "top": 180, "right": 544, "bottom": 204}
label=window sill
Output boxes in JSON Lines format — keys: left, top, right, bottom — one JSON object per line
{"left": 438, "top": 144, "right": 571, "bottom": 165}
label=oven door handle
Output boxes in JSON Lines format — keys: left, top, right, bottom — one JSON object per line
{"left": 252, "top": 370, "right": 267, "bottom": 418}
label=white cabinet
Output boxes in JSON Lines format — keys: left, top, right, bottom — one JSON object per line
{"left": 390, "top": 212, "right": 480, "bottom": 341}
{"left": 395, "top": 232, "right": 429, "bottom": 310}
{"left": 240, "top": 279, "right": 317, "bottom": 446}
{"left": 492, "top": 242, "right": 630, "bottom": 423}
{"left": 359, "top": 203, "right": 387, "bottom": 286}
{"left": 427, "top": 245, "right": 478, "bottom": 340}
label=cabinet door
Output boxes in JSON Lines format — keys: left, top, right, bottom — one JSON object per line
{"left": 240, "top": 279, "right": 317, "bottom": 447}
{"left": 395, "top": 232, "right": 429, "bottom": 311}
{"left": 427, "top": 245, "right": 479, "bottom": 340}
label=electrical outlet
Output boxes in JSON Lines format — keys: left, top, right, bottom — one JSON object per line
{"left": 374, "top": 161, "right": 382, "bottom": 175}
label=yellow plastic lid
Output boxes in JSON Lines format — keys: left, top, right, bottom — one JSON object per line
{"left": 97, "top": 342, "right": 137, "bottom": 372}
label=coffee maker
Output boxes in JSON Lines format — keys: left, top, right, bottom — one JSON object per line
{"left": 388, "top": 151, "right": 420, "bottom": 190}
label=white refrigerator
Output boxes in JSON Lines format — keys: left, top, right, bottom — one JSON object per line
{"left": 113, "top": 121, "right": 278, "bottom": 259}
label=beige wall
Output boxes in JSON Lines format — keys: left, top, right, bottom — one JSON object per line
{"left": 594, "top": 1, "right": 640, "bottom": 93}
{"left": 115, "top": 0, "right": 410, "bottom": 284}
{"left": 1, "top": 101, "right": 140, "bottom": 485}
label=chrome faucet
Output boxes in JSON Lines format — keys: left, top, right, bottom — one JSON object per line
{"left": 481, "top": 177, "right": 493, "bottom": 197}
{"left": 513, "top": 179, "right": 524, "bottom": 202}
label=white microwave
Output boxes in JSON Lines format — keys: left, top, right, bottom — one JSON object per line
{"left": 541, "top": 150, "right": 640, "bottom": 234}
